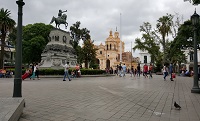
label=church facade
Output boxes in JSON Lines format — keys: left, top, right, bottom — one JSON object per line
{"left": 95, "top": 30, "right": 138, "bottom": 70}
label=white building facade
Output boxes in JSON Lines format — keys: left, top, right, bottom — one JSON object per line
{"left": 182, "top": 49, "right": 200, "bottom": 71}
{"left": 139, "top": 50, "right": 151, "bottom": 70}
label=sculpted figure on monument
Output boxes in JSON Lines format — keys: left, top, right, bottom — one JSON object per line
{"left": 42, "top": 44, "right": 76, "bottom": 55}
{"left": 50, "top": 9, "right": 68, "bottom": 29}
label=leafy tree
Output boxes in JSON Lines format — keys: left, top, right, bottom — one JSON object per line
{"left": 193, "top": 0, "right": 200, "bottom": 5}
{"left": 81, "top": 40, "right": 97, "bottom": 68}
{"left": 76, "top": 45, "right": 84, "bottom": 64}
{"left": 0, "top": 8, "right": 16, "bottom": 69}
{"left": 166, "top": 19, "right": 200, "bottom": 72}
{"left": 184, "top": 0, "right": 200, "bottom": 5}
{"left": 70, "top": 21, "right": 90, "bottom": 49}
{"left": 23, "top": 23, "right": 53, "bottom": 45}
{"left": 133, "top": 22, "right": 161, "bottom": 68}
{"left": 23, "top": 36, "right": 46, "bottom": 63}
{"left": 22, "top": 23, "right": 53, "bottom": 64}
{"left": 70, "top": 21, "right": 82, "bottom": 49}
{"left": 70, "top": 21, "right": 91, "bottom": 65}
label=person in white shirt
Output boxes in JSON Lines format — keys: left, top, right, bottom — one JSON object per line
{"left": 163, "top": 64, "right": 168, "bottom": 80}
{"left": 30, "top": 63, "right": 36, "bottom": 80}
{"left": 35, "top": 63, "right": 40, "bottom": 80}
{"left": 122, "top": 64, "right": 127, "bottom": 77}
{"left": 63, "top": 62, "right": 71, "bottom": 81}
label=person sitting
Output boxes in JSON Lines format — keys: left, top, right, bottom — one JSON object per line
{"left": 5, "top": 70, "right": 12, "bottom": 78}
{"left": 185, "top": 70, "right": 190, "bottom": 77}
{"left": 190, "top": 70, "right": 194, "bottom": 76}
{"left": 75, "top": 64, "right": 80, "bottom": 77}
{"left": 71, "top": 70, "right": 76, "bottom": 78}
{"left": 0, "top": 69, "right": 6, "bottom": 78}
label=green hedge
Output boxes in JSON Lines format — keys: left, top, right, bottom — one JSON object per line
{"left": 20, "top": 68, "right": 105, "bottom": 75}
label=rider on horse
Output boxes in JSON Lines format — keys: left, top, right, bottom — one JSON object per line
{"left": 58, "top": 10, "right": 67, "bottom": 21}
{"left": 50, "top": 9, "right": 68, "bottom": 29}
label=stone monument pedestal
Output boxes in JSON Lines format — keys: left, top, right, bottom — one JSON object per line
{"left": 40, "top": 28, "right": 77, "bottom": 69}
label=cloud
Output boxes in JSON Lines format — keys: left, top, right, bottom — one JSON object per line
{"left": 1, "top": 0, "right": 198, "bottom": 57}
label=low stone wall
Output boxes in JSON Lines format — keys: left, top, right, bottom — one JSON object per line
{"left": 0, "top": 98, "right": 25, "bottom": 121}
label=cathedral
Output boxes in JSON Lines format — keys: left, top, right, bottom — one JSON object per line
{"left": 95, "top": 30, "right": 138, "bottom": 70}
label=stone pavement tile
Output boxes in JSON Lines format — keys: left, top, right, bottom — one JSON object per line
{"left": 138, "top": 117, "right": 149, "bottom": 121}
{"left": 93, "top": 111, "right": 116, "bottom": 120}
{"left": 65, "top": 116, "right": 78, "bottom": 121}
{"left": 96, "top": 118, "right": 107, "bottom": 121}
{"left": 119, "top": 116, "right": 130, "bottom": 121}
{"left": 148, "top": 116, "right": 160, "bottom": 121}
{"left": 127, "top": 117, "right": 139, "bottom": 121}
{"left": 83, "top": 120, "right": 94, "bottom": 121}
{"left": 111, "top": 111, "right": 126, "bottom": 119}
{"left": 18, "top": 118, "right": 31, "bottom": 121}
{"left": 122, "top": 112, "right": 134, "bottom": 118}
{"left": 74, "top": 117, "right": 86, "bottom": 121}
{"left": 1, "top": 75, "right": 200, "bottom": 121}
{"left": 107, "top": 117, "right": 122, "bottom": 121}
{"left": 159, "top": 117, "right": 170, "bottom": 121}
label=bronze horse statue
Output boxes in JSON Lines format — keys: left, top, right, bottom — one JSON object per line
{"left": 50, "top": 14, "right": 68, "bottom": 29}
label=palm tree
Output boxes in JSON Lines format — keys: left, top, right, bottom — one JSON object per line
{"left": 0, "top": 8, "right": 16, "bottom": 69}
{"left": 156, "top": 14, "right": 173, "bottom": 64}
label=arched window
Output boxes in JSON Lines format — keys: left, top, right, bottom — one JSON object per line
{"left": 110, "top": 44, "right": 112, "bottom": 50}
{"left": 107, "top": 44, "right": 108, "bottom": 50}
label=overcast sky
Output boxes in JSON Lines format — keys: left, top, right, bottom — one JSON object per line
{"left": 2, "top": 0, "right": 199, "bottom": 57}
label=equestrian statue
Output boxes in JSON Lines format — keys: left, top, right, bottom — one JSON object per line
{"left": 50, "top": 10, "right": 68, "bottom": 29}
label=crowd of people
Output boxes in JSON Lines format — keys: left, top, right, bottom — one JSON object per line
{"left": 2, "top": 61, "right": 196, "bottom": 82}
{"left": 22, "top": 62, "right": 40, "bottom": 80}
{"left": 179, "top": 67, "right": 194, "bottom": 77}
{"left": 104, "top": 62, "right": 179, "bottom": 81}
{"left": 63, "top": 63, "right": 81, "bottom": 81}
{"left": 111, "top": 63, "right": 154, "bottom": 78}
{"left": 0, "top": 69, "right": 13, "bottom": 78}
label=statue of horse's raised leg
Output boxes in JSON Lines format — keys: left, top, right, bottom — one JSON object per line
{"left": 57, "top": 24, "right": 60, "bottom": 29}
{"left": 65, "top": 22, "right": 68, "bottom": 29}
{"left": 50, "top": 16, "right": 55, "bottom": 24}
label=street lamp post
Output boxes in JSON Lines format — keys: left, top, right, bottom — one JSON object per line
{"left": 191, "top": 9, "right": 200, "bottom": 93}
{"left": 13, "top": 0, "right": 25, "bottom": 97}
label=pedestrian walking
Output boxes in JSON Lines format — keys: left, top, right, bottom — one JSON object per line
{"left": 75, "top": 64, "right": 80, "bottom": 78}
{"left": 30, "top": 63, "right": 36, "bottom": 80}
{"left": 119, "top": 64, "right": 122, "bottom": 77}
{"left": 134, "top": 68, "right": 137, "bottom": 76}
{"left": 143, "top": 63, "right": 148, "bottom": 78}
{"left": 122, "top": 64, "right": 127, "bottom": 77}
{"left": 35, "top": 63, "right": 40, "bottom": 80}
{"left": 163, "top": 64, "right": 168, "bottom": 80}
{"left": 169, "top": 63, "right": 174, "bottom": 81}
{"left": 149, "top": 63, "right": 153, "bottom": 78}
{"left": 116, "top": 65, "right": 119, "bottom": 76}
{"left": 130, "top": 66, "right": 134, "bottom": 77}
{"left": 137, "top": 63, "right": 141, "bottom": 77}
{"left": 63, "top": 62, "right": 71, "bottom": 81}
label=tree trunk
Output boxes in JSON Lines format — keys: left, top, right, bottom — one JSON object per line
{"left": 0, "top": 33, "right": 6, "bottom": 69}
{"left": 163, "top": 36, "right": 166, "bottom": 64}
{"left": 85, "top": 60, "right": 88, "bottom": 69}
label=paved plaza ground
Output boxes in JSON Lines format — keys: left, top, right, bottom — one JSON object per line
{"left": 0, "top": 74, "right": 200, "bottom": 121}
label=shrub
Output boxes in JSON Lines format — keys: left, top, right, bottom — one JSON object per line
{"left": 17, "top": 68, "right": 106, "bottom": 75}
